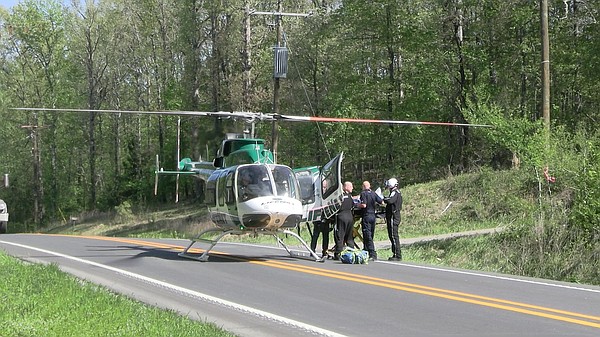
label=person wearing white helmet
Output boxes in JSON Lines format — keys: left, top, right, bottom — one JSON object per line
{"left": 384, "top": 177, "right": 403, "bottom": 261}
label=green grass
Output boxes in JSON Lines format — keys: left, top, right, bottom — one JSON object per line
{"left": 0, "top": 252, "right": 235, "bottom": 337}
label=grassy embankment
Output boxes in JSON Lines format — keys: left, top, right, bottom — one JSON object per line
{"left": 42, "top": 167, "right": 599, "bottom": 285}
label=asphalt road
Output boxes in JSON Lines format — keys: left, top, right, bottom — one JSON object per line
{"left": 1, "top": 234, "right": 599, "bottom": 337}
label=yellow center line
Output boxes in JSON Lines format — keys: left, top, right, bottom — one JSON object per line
{"left": 264, "top": 260, "right": 600, "bottom": 322}
{"left": 43, "top": 234, "right": 600, "bottom": 329}
{"left": 253, "top": 260, "right": 600, "bottom": 328}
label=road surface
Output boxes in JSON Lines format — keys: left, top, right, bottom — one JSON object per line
{"left": 1, "top": 234, "right": 599, "bottom": 337}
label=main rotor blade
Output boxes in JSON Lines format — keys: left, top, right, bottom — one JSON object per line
{"left": 11, "top": 108, "right": 272, "bottom": 121}
{"left": 13, "top": 108, "right": 492, "bottom": 127}
{"left": 277, "top": 114, "right": 492, "bottom": 128}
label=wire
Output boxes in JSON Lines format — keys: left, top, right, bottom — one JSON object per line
{"left": 282, "top": 27, "right": 331, "bottom": 160}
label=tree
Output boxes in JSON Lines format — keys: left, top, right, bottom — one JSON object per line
{"left": 1, "top": 0, "right": 71, "bottom": 225}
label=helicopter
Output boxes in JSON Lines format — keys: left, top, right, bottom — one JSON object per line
{"left": 13, "top": 107, "right": 490, "bottom": 261}
{"left": 154, "top": 133, "right": 345, "bottom": 262}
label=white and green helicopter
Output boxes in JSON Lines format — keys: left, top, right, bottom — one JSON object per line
{"left": 156, "top": 133, "right": 345, "bottom": 262}
{"left": 15, "top": 107, "right": 489, "bottom": 261}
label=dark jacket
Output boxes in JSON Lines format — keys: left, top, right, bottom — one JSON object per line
{"left": 384, "top": 189, "right": 402, "bottom": 223}
{"left": 359, "top": 189, "right": 383, "bottom": 215}
{"left": 339, "top": 192, "right": 354, "bottom": 214}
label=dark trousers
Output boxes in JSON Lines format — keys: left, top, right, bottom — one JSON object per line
{"left": 361, "top": 213, "right": 377, "bottom": 258}
{"left": 335, "top": 212, "right": 355, "bottom": 254}
{"left": 310, "top": 221, "right": 330, "bottom": 255}
{"left": 386, "top": 217, "right": 402, "bottom": 258}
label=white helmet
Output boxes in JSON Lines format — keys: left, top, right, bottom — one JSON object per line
{"left": 386, "top": 178, "right": 398, "bottom": 189}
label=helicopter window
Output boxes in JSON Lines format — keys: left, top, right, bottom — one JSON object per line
{"left": 273, "top": 166, "right": 297, "bottom": 198}
{"left": 205, "top": 179, "right": 216, "bottom": 205}
{"left": 217, "top": 172, "right": 227, "bottom": 206}
{"left": 318, "top": 153, "right": 342, "bottom": 199}
{"left": 237, "top": 165, "right": 272, "bottom": 202}
{"left": 295, "top": 172, "right": 315, "bottom": 204}
{"left": 225, "top": 172, "right": 235, "bottom": 204}
{"left": 321, "top": 168, "right": 336, "bottom": 199}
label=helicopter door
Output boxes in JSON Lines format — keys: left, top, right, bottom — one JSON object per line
{"left": 320, "top": 152, "right": 344, "bottom": 219}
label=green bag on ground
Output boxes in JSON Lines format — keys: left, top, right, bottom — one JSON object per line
{"left": 340, "top": 247, "right": 369, "bottom": 264}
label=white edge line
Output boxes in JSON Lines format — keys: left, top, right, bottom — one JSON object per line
{"left": 377, "top": 260, "right": 600, "bottom": 293}
{"left": 0, "top": 240, "right": 346, "bottom": 337}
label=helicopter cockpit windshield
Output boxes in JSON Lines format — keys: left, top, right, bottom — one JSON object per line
{"left": 237, "top": 165, "right": 272, "bottom": 201}
{"left": 236, "top": 164, "right": 300, "bottom": 202}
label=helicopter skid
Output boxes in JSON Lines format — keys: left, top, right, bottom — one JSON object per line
{"left": 178, "top": 227, "right": 324, "bottom": 262}
{"left": 274, "top": 229, "right": 324, "bottom": 262}
{"left": 178, "top": 227, "right": 240, "bottom": 262}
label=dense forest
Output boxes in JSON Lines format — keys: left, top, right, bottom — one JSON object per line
{"left": 0, "top": 0, "right": 599, "bottom": 245}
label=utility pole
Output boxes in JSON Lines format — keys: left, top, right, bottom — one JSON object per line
{"left": 21, "top": 118, "right": 45, "bottom": 227}
{"left": 250, "top": 2, "right": 310, "bottom": 163}
{"left": 175, "top": 117, "right": 181, "bottom": 203}
{"left": 243, "top": 1, "right": 252, "bottom": 137}
{"left": 540, "top": 0, "right": 551, "bottom": 131}
{"left": 271, "top": 0, "right": 283, "bottom": 163}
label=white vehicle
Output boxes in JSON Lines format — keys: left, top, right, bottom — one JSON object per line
{"left": 0, "top": 199, "right": 7, "bottom": 234}
{"left": 1, "top": 174, "right": 8, "bottom": 234}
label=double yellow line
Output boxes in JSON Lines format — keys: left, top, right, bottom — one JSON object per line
{"left": 57, "top": 234, "right": 600, "bottom": 329}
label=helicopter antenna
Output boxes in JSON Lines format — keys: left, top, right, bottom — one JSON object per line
{"left": 252, "top": 139, "right": 261, "bottom": 163}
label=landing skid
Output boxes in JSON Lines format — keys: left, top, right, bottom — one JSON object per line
{"left": 178, "top": 227, "right": 325, "bottom": 262}
{"left": 275, "top": 229, "right": 325, "bottom": 262}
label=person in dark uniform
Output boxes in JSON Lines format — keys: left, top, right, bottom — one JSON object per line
{"left": 310, "top": 217, "right": 331, "bottom": 258}
{"left": 310, "top": 178, "right": 332, "bottom": 258}
{"left": 384, "top": 178, "right": 403, "bottom": 261}
{"left": 334, "top": 181, "right": 356, "bottom": 260}
{"left": 358, "top": 181, "right": 383, "bottom": 261}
